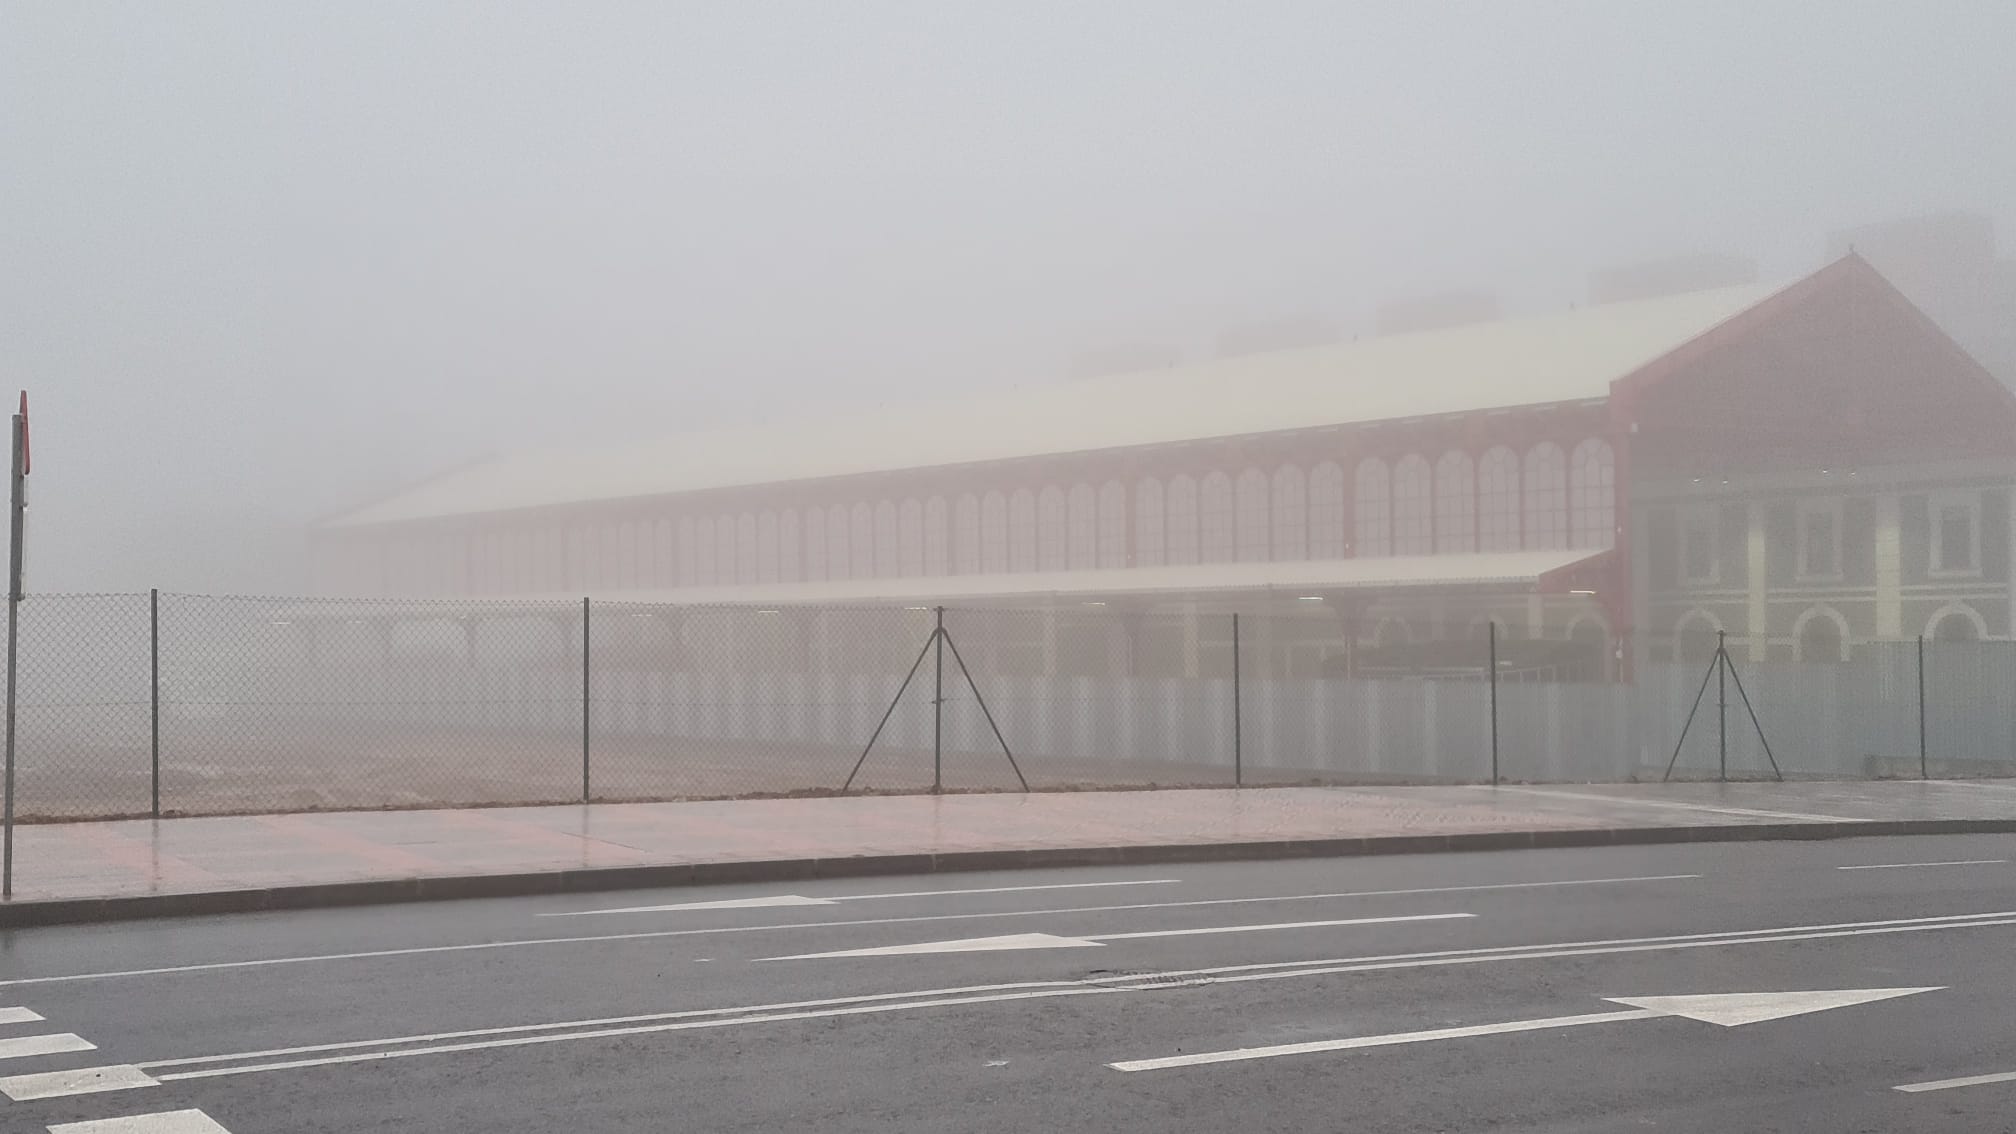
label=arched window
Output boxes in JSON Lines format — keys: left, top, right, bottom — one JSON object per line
{"left": 923, "top": 496, "right": 949, "bottom": 576}
{"left": 898, "top": 499, "right": 924, "bottom": 577}
{"left": 1200, "top": 472, "right": 1235, "bottom": 562}
{"left": 1479, "top": 446, "right": 1520, "bottom": 552}
{"left": 617, "top": 522, "right": 639, "bottom": 589}
{"left": 677, "top": 518, "right": 698, "bottom": 586}
{"left": 953, "top": 494, "right": 981, "bottom": 574}
{"left": 1272, "top": 465, "right": 1306, "bottom": 561}
{"left": 850, "top": 502, "right": 874, "bottom": 579}
{"left": 824, "top": 504, "right": 849, "bottom": 581}
{"left": 1097, "top": 480, "right": 1127, "bottom": 568}
{"left": 1135, "top": 477, "right": 1167, "bottom": 567}
{"left": 1167, "top": 475, "right": 1200, "bottom": 565}
{"left": 873, "top": 501, "right": 898, "bottom": 578}
{"left": 1794, "top": 607, "right": 1849, "bottom": 663}
{"left": 1067, "top": 483, "right": 1097, "bottom": 569}
{"left": 1393, "top": 454, "right": 1432, "bottom": 555}
{"left": 1435, "top": 451, "right": 1475, "bottom": 554}
{"left": 1235, "top": 469, "right": 1270, "bottom": 562}
{"left": 981, "top": 491, "right": 1009, "bottom": 573}
{"left": 1675, "top": 609, "right": 1722, "bottom": 666}
{"left": 1309, "top": 461, "right": 1345, "bottom": 558}
{"left": 779, "top": 509, "right": 800, "bottom": 582}
{"left": 1037, "top": 486, "right": 1069, "bottom": 571}
{"left": 736, "top": 513, "right": 758, "bottom": 583}
{"left": 1570, "top": 439, "right": 1616, "bottom": 550}
{"left": 1523, "top": 443, "right": 1568, "bottom": 551}
{"left": 798, "top": 508, "right": 822, "bottom": 582}
{"left": 716, "top": 515, "right": 737, "bottom": 584}
{"left": 1008, "top": 489, "right": 1037, "bottom": 572}
{"left": 1354, "top": 458, "right": 1391, "bottom": 557}
{"left": 757, "top": 511, "right": 780, "bottom": 583}
{"left": 1929, "top": 604, "right": 1986, "bottom": 642}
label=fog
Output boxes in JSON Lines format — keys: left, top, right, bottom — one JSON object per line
{"left": 3, "top": 0, "right": 2012, "bottom": 594}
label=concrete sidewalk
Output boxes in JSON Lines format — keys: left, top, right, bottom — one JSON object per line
{"left": 5, "top": 780, "right": 2016, "bottom": 927}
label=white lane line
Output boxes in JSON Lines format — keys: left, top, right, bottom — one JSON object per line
{"left": 1895, "top": 1069, "right": 2016, "bottom": 1093}
{"left": 1110, "top": 1010, "right": 1660, "bottom": 1071}
{"left": 1925, "top": 779, "right": 2016, "bottom": 793}
{"left": 1474, "top": 784, "right": 1859, "bottom": 823}
{"left": 1, "top": 1064, "right": 160, "bottom": 1101}
{"left": 0, "top": 1033, "right": 96, "bottom": 1060}
{"left": 0, "top": 875, "right": 1696, "bottom": 988}
{"left": 0, "top": 1007, "right": 45, "bottom": 1024}
{"left": 1837, "top": 859, "right": 2007, "bottom": 871}
{"left": 128, "top": 908, "right": 2016, "bottom": 1079}
{"left": 766, "top": 913, "right": 1475, "bottom": 959}
{"left": 549, "top": 878, "right": 1183, "bottom": 916}
{"left": 47, "top": 1110, "right": 231, "bottom": 1134}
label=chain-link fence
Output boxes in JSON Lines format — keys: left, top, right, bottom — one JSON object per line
{"left": 5, "top": 592, "right": 2012, "bottom": 820}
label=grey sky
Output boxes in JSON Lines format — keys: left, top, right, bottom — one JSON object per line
{"left": 3, "top": 0, "right": 2012, "bottom": 591}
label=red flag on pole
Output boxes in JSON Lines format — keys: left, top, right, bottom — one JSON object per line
{"left": 15, "top": 391, "right": 25, "bottom": 476}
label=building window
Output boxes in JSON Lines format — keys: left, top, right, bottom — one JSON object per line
{"left": 736, "top": 513, "right": 758, "bottom": 583}
{"left": 898, "top": 499, "right": 924, "bottom": 577}
{"left": 1675, "top": 609, "right": 1722, "bottom": 666}
{"left": 1523, "top": 443, "right": 1567, "bottom": 551}
{"left": 982, "top": 491, "right": 1009, "bottom": 572}
{"left": 1038, "top": 486, "right": 1068, "bottom": 571}
{"left": 1929, "top": 604, "right": 1985, "bottom": 641}
{"left": 825, "top": 505, "right": 849, "bottom": 581}
{"left": 1478, "top": 446, "right": 1520, "bottom": 552}
{"left": 716, "top": 515, "right": 738, "bottom": 584}
{"left": 1931, "top": 491, "right": 1981, "bottom": 576}
{"left": 1569, "top": 439, "right": 1615, "bottom": 550}
{"left": 1271, "top": 465, "right": 1306, "bottom": 561}
{"left": 850, "top": 503, "right": 875, "bottom": 579}
{"left": 1680, "top": 504, "right": 1719, "bottom": 585}
{"left": 1309, "top": 461, "right": 1345, "bottom": 558}
{"left": 1796, "top": 500, "right": 1842, "bottom": 581}
{"left": 1200, "top": 472, "right": 1235, "bottom": 562}
{"left": 1097, "top": 481, "right": 1127, "bottom": 568}
{"left": 1009, "top": 489, "right": 1037, "bottom": 572}
{"left": 873, "top": 501, "right": 898, "bottom": 578}
{"left": 757, "top": 511, "right": 780, "bottom": 583}
{"left": 923, "top": 497, "right": 948, "bottom": 576}
{"left": 1067, "top": 484, "right": 1097, "bottom": 569}
{"left": 1235, "top": 469, "right": 1269, "bottom": 562}
{"left": 1167, "top": 475, "right": 1200, "bottom": 564}
{"left": 1795, "top": 607, "right": 1848, "bottom": 662}
{"left": 1434, "top": 451, "right": 1475, "bottom": 554}
{"left": 1393, "top": 454, "right": 1432, "bottom": 555}
{"left": 779, "top": 510, "right": 800, "bottom": 583}
{"left": 953, "top": 494, "right": 981, "bottom": 574}
{"left": 1135, "top": 478, "right": 1166, "bottom": 567}
{"left": 1354, "top": 457, "right": 1390, "bottom": 557}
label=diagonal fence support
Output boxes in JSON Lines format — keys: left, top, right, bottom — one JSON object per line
{"left": 844, "top": 609, "right": 1026, "bottom": 794}
{"left": 1662, "top": 631, "right": 1781, "bottom": 783}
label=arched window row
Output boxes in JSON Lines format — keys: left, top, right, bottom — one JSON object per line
{"left": 448, "top": 439, "right": 1614, "bottom": 593}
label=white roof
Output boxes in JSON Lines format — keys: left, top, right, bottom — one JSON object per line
{"left": 332, "top": 279, "right": 1786, "bottom": 528}
{"left": 292, "top": 550, "right": 1603, "bottom": 613}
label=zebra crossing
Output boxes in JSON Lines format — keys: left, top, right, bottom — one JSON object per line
{"left": 0, "top": 1004, "right": 229, "bottom": 1133}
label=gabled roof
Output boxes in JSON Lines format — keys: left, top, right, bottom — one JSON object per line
{"left": 329, "top": 276, "right": 1792, "bottom": 528}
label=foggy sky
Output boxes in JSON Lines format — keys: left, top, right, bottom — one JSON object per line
{"left": 3, "top": 0, "right": 2013, "bottom": 592}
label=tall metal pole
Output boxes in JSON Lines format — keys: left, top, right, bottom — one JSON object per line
{"left": 1231, "top": 613, "right": 1242, "bottom": 787}
{"left": 3, "top": 414, "right": 23, "bottom": 898}
{"left": 1917, "top": 634, "right": 1928, "bottom": 780}
{"left": 1717, "top": 630, "right": 1728, "bottom": 782}
{"left": 581, "top": 597, "right": 591, "bottom": 803}
{"left": 1488, "top": 620, "right": 1500, "bottom": 786}
{"left": 150, "top": 587, "right": 160, "bottom": 819}
{"left": 931, "top": 606, "right": 945, "bottom": 794}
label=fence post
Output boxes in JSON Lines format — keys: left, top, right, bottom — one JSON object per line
{"left": 150, "top": 587, "right": 160, "bottom": 819}
{"left": 1231, "top": 613, "right": 1242, "bottom": 787}
{"left": 1717, "top": 630, "right": 1728, "bottom": 782}
{"left": 932, "top": 606, "right": 945, "bottom": 794}
{"left": 1488, "top": 620, "right": 1499, "bottom": 786}
{"left": 1917, "top": 634, "right": 1927, "bottom": 780}
{"left": 581, "top": 597, "right": 591, "bottom": 803}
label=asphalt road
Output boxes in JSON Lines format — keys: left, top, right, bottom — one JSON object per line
{"left": 2, "top": 834, "right": 2015, "bottom": 1132}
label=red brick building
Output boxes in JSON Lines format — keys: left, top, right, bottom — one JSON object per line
{"left": 315, "top": 255, "right": 2016, "bottom": 679}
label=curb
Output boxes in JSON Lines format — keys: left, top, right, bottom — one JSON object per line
{"left": 4, "top": 817, "right": 2014, "bottom": 929}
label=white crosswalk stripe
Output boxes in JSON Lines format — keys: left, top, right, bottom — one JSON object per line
{"left": 1, "top": 1063, "right": 161, "bottom": 1101}
{"left": 0, "top": 1007, "right": 46, "bottom": 1025}
{"left": 47, "top": 1111, "right": 233, "bottom": 1134}
{"left": 0, "top": 1033, "right": 95, "bottom": 1060}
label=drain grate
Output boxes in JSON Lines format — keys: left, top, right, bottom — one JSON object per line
{"left": 1086, "top": 969, "right": 1217, "bottom": 992}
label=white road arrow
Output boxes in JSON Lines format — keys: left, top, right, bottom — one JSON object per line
{"left": 765, "top": 913, "right": 1474, "bottom": 960}
{"left": 1109, "top": 987, "right": 1942, "bottom": 1071}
